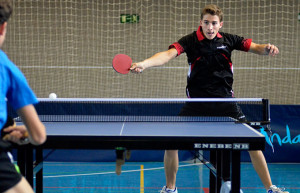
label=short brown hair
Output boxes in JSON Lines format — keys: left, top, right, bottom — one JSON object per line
{"left": 0, "top": 0, "right": 13, "bottom": 24}
{"left": 201, "top": 4, "right": 223, "bottom": 22}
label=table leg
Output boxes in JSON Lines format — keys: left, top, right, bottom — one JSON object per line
{"left": 221, "top": 150, "right": 230, "bottom": 181}
{"left": 231, "top": 151, "right": 241, "bottom": 193}
{"left": 26, "top": 146, "right": 34, "bottom": 188}
{"left": 35, "top": 147, "right": 43, "bottom": 193}
{"left": 209, "top": 150, "right": 216, "bottom": 193}
{"left": 216, "top": 151, "right": 222, "bottom": 192}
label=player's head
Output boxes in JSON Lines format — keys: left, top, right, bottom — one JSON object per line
{"left": 201, "top": 4, "right": 223, "bottom": 23}
{"left": 0, "top": 0, "right": 12, "bottom": 24}
{"left": 200, "top": 4, "right": 223, "bottom": 40}
{"left": 0, "top": 0, "right": 12, "bottom": 47}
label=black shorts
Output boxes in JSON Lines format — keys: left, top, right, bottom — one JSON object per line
{"left": 179, "top": 101, "right": 246, "bottom": 121}
{"left": 0, "top": 150, "right": 22, "bottom": 192}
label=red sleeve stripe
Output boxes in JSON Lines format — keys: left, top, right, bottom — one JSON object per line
{"left": 241, "top": 39, "right": 252, "bottom": 52}
{"left": 169, "top": 42, "right": 184, "bottom": 56}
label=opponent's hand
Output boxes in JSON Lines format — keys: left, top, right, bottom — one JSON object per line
{"left": 3, "top": 125, "right": 30, "bottom": 145}
{"left": 265, "top": 43, "right": 279, "bottom": 56}
{"left": 130, "top": 62, "right": 144, "bottom": 74}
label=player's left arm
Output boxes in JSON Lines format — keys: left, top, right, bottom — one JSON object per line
{"left": 248, "top": 42, "right": 279, "bottom": 56}
{"left": 3, "top": 125, "right": 29, "bottom": 145}
{"left": 4, "top": 105, "right": 46, "bottom": 145}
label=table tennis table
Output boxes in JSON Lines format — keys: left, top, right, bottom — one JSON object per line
{"left": 16, "top": 117, "right": 265, "bottom": 193}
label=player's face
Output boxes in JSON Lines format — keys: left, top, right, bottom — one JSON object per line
{"left": 200, "top": 14, "right": 223, "bottom": 40}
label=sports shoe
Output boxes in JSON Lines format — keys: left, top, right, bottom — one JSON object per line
{"left": 220, "top": 181, "right": 243, "bottom": 193}
{"left": 267, "top": 185, "right": 289, "bottom": 193}
{"left": 160, "top": 186, "right": 178, "bottom": 193}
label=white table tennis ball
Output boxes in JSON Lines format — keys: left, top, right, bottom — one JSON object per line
{"left": 49, "top": 93, "right": 57, "bottom": 99}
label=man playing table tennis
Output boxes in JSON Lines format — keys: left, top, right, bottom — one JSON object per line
{"left": 131, "top": 4, "right": 287, "bottom": 193}
{"left": 0, "top": 0, "right": 46, "bottom": 192}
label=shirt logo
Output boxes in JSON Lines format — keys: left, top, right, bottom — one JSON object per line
{"left": 217, "top": 45, "right": 227, "bottom": 49}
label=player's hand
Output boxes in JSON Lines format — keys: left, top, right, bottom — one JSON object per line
{"left": 3, "top": 125, "right": 30, "bottom": 145}
{"left": 265, "top": 43, "right": 279, "bottom": 56}
{"left": 130, "top": 62, "right": 144, "bottom": 74}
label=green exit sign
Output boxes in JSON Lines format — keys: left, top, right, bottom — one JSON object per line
{"left": 120, "top": 14, "right": 140, "bottom": 23}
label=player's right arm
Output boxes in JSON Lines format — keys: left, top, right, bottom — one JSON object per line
{"left": 130, "top": 48, "right": 178, "bottom": 73}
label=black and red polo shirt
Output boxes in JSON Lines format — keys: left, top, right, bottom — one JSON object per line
{"left": 169, "top": 26, "right": 252, "bottom": 98}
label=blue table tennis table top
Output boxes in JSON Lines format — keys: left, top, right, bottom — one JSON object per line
{"left": 37, "top": 119, "right": 265, "bottom": 151}
{"left": 43, "top": 121, "right": 261, "bottom": 138}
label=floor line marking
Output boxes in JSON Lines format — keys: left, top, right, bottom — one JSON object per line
{"left": 140, "top": 165, "right": 144, "bottom": 193}
{"left": 42, "top": 163, "right": 203, "bottom": 178}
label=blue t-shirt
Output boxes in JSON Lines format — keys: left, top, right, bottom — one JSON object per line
{"left": 0, "top": 49, "right": 38, "bottom": 130}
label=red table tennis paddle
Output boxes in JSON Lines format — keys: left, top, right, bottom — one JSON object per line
{"left": 112, "top": 54, "right": 132, "bottom": 74}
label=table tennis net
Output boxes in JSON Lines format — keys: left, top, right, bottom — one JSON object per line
{"left": 8, "top": 98, "right": 269, "bottom": 123}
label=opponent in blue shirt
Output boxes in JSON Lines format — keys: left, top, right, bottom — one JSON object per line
{"left": 0, "top": 1, "right": 46, "bottom": 192}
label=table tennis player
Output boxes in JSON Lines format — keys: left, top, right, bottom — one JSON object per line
{"left": 130, "top": 4, "right": 288, "bottom": 193}
{"left": 0, "top": 1, "right": 46, "bottom": 192}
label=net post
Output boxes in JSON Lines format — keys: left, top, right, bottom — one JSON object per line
{"left": 262, "top": 99, "right": 270, "bottom": 123}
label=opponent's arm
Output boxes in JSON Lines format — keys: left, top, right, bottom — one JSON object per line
{"left": 249, "top": 42, "right": 279, "bottom": 56}
{"left": 130, "top": 48, "right": 178, "bottom": 73}
{"left": 17, "top": 105, "right": 46, "bottom": 145}
{"left": 4, "top": 105, "right": 46, "bottom": 145}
